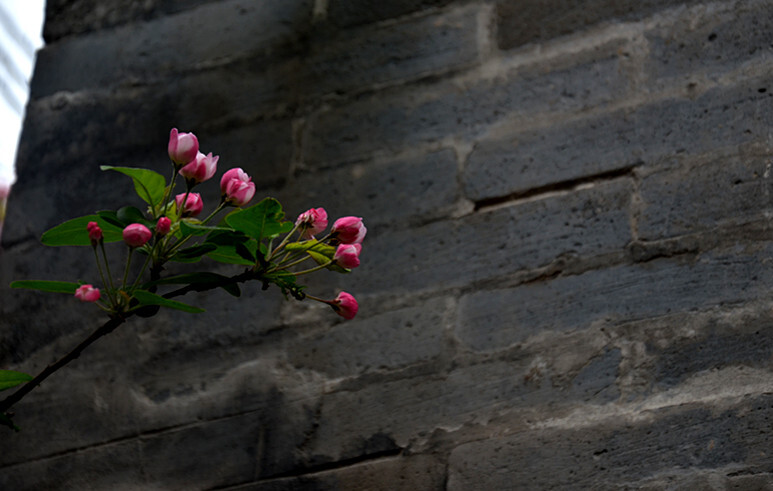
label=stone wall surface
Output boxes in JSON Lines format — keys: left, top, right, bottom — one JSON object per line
{"left": 2, "top": 0, "right": 773, "bottom": 489}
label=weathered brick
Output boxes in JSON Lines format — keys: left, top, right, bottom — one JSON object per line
{"left": 43, "top": 0, "right": 218, "bottom": 42}
{"left": 646, "top": 1, "right": 773, "bottom": 87}
{"left": 288, "top": 297, "right": 453, "bottom": 378}
{"left": 301, "top": 5, "right": 480, "bottom": 98}
{"left": 32, "top": 0, "right": 314, "bottom": 99}
{"left": 308, "top": 349, "right": 619, "bottom": 463}
{"left": 457, "top": 245, "right": 773, "bottom": 352}
{"left": 464, "top": 79, "right": 773, "bottom": 202}
{"left": 241, "top": 454, "right": 446, "bottom": 491}
{"left": 326, "top": 0, "right": 455, "bottom": 28}
{"left": 282, "top": 148, "right": 459, "bottom": 228}
{"left": 303, "top": 42, "right": 630, "bottom": 166}
{"left": 496, "top": 0, "right": 701, "bottom": 51}
{"left": 448, "top": 394, "right": 773, "bottom": 489}
{"left": 0, "top": 439, "right": 142, "bottom": 490}
{"left": 637, "top": 146, "right": 773, "bottom": 241}
{"left": 336, "top": 178, "right": 632, "bottom": 297}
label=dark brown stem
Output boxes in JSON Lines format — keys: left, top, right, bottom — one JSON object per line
{"left": 0, "top": 315, "right": 126, "bottom": 416}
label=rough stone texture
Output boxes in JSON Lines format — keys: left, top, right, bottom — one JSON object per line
{"left": 3, "top": 0, "right": 773, "bottom": 489}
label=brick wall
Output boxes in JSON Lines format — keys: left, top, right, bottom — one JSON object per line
{"left": 2, "top": 0, "right": 773, "bottom": 488}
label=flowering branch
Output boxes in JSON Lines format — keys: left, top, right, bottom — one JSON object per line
{"left": 1, "top": 128, "right": 367, "bottom": 431}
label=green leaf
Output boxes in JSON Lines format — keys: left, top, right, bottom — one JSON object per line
{"left": 101, "top": 166, "right": 166, "bottom": 206}
{"left": 206, "top": 240, "right": 258, "bottom": 266}
{"left": 116, "top": 206, "right": 151, "bottom": 226}
{"left": 10, "top": 280, "right": 81, "bottom": 294}
{"left": 131, "top": 290, "right": 204, "bottom": 313}
{"left": 170, "top": 243, "right": 217, "bottom": 263}
{"left": 263, "top": 270, "right": 305, "bottom": 300}
{"left": 97, "top": 210, "right": 125, "bottom": 229}
{"left": 41, "top": 215, "right": 124, "bottom": 246}
{"left": 225, "top": 198, "right": 289, "bottom": 243}
{"left": 205, "top": 229, "right": 250, "bottom": 246}
{"left": 145, "top": 272, "right": 241, "bottom": 297}
{"left": 0, "top": 370, "right": 32, "bottom": 392}
{"left": 286, "top": 240, "right": 349, "bottom": 273}
{"left": 179, "top": 220, "right": 233, "bottom": 238}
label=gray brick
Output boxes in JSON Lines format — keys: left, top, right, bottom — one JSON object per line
{"left": 496, "top": 0, "right": 701, "bottom": 51}
{"left": 309, "top": 351, "right": 619, "bottom": 464}
{"left": 43, "top": 0, "right": 218, "bottom": 42}
{"left": 650, "top": 310, "right": 773, "bottom": 389}
{"left": 338, "top": 178, "right": 631, "bottom": 297}
{"left": 282, "top": 149, "right": 459, "bottom": 228}
{"left": 32, "top": 0, "right": 314, "bottom": 99}
{"left": 326, "top": 0, "right": 455, "bottom": 28}
{"left": 301, "top": 5, "right": 480, "bottom": 97}
{"left": 288, "top": 297, "right": 453, "bottom": 378}
{"left": 448, "top": 394, "right": 773, "bottom": 489}
{"left": 240, "top": 454, "right": 446, "bottom": 491}
{"left": 637, "top": 146, "right": 773, "bottom": 241}
{"left": 464, "top": 79, "right": 773, "bottom": 201}
{"left": 646, "top": 1, "right": 773, "bottom": 87}
{"left": 0, "top": 439, "right": 143, "bottom": 490}
{"left": 303, "top": 43, "right": 630, "bottom": 166}
{"left": 457, "top": 246, "right": 773, "bottom": 352}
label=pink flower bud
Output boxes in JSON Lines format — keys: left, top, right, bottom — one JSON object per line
{"left": 220, "top": 168, "right": 255, "bottom": 207}
{"left": 175, "top": 193, "right": 204, "bottom": 217}
{"left": 74, "top": 284, "right": 101, "bottom": 303}
{"left": 331, "top": 291, "right": 358, "bottom": 320}
{"left": 87, "top": 221, "right": 103, "bottom": 243}
{"left": 333, "top": 243, "right": 362, "bottom": 269}
{"left": 168, "top": 128, "right": 199, "bottom": 166}
{"left": 179, "top": 151, "right": 218, "bottom": 184}
{"left": 123, "top": 223, "right": 152, "bottom": 248}
{"left": 331, "top": 216, "right": 366, "bottom": 244}
{"left": 296, "top": 207, "right": 328, "bottom": 239}
{"left": 156, "top": 216, "right": 171, "bottom": 236}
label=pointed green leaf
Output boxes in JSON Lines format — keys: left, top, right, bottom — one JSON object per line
{"left": 0, "top": 370, "right": 32, "bottom": 391}
{"left": 41, "top": 215, "right": 124, "bottom": 246}
{"left": 225, "top": 198, "right": 289, "bottom": 243}
{"left": 206, "top": 240, "right": 258, "bottom": 266}
{"left": 170, "top": 243, "right": 217, "bottom": 263}
{"left": 131, "top": 290, "right": 204, "bottom": 313}
{"left": 116, "top": 206, "right": 151, "bottom": 226}
{"left": 144, "top": 272, "right": 241, "bottom": 297}
{"left": 101, "top": 166, "right": 166, "bottom": 206}
{"left": 179, "top": 220, "right": 234, "bottom": 238}
{"left": 10, "top": 280, "right": 81, "bottom": 294}
{"left": 205, "top": 229, "right": 250, "bottom": 246}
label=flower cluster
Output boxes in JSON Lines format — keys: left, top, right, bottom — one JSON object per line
{"left": 14, "top": 128, "right": 366, "bottom": 321}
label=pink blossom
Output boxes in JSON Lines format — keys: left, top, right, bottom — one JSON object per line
{"left": 296, "top": 207, "right": 328, "bottom": 239}
{"left": 74, "top": 284, "right": 101, "bottom": 303}
{"left": 331, "top": 291, "right": 358, "bottom": 320}
{"left": 156, "top": 216, "right": 171, "bottom": 236}
{"left": 168, "top": 128, "right": 199, "bottom": 166}
{"left": 175, "top": 193, "right": 203, "bottom": 217}
{"left": 179, "top": 151, "right": 218, "bottom": 184}
{"left": 331, "top": 216, "right": 366, "bottom": 244}
{"left": 220, "top": 168, "right": 255, "bottom": 207}
{"left": 123, "top": 223, "right": 152, "bottom": 248}
{"left": 333, "top": 243, "right": 362, "bottom": 269}
{"left": 87, "top": 221, "right": 103, "bottom": 243}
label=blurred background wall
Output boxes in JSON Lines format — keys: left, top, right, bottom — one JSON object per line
{"left": 3, "top": 0, "right": 773, "bottom": 488}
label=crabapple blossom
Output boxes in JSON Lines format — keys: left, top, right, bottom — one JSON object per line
{"left": 331, "top": 291, "right": 358, "bottom": 319}
{"left": 122, "top": 223, "right": 152, "bottom": 248}
{"left": 167, "top": 128, "right": 199, "bottom": 166}
{"left": 156, "top": 217, "right": 171, "bottom": 236}
{"left": 331, "top": 216, "right": 366, "bottom": 244}
{"left": 175, "top": 192, "right": 204, "bottom": 217}
{"left": 296, "top": 207, "right": 328, "bottom": 239}
{"left": 220, "top": 168, "right": 255, "bottom": 207}
{"left": 74, "top": 284, "right": 101, "bottom": 302}
{"left": 179, "top": 151, "right": 218, "bottom": 185}
{"left": 333, "top": 243, "right": 362, "bottom": 269}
